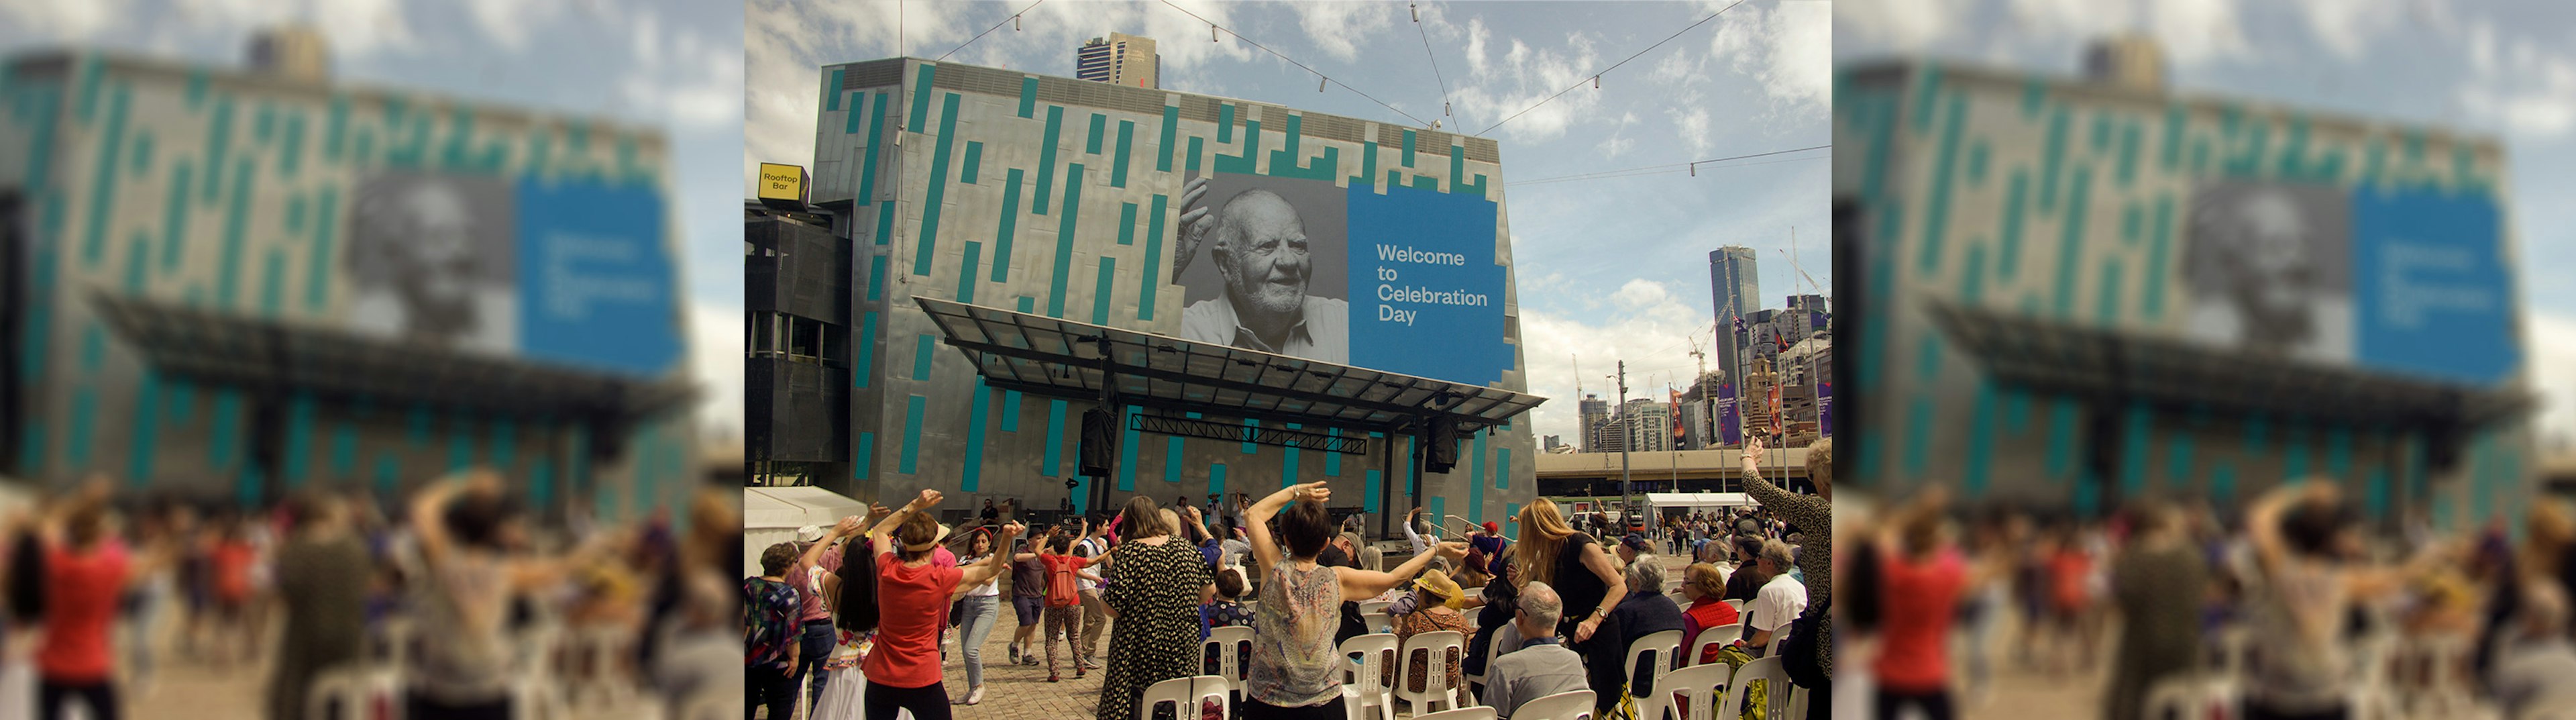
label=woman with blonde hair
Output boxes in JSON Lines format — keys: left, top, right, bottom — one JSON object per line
{"left": 1513, "top": 499, "right": 1630, "bottom": 716}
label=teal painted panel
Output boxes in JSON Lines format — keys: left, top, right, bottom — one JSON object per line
{"left": 327, "top": 96, "right": 349, "bottom": 160}
{"left": 374, "top": 453, "right": 398, "bottom": 497}
{"left": 447, "top": 413, "right": 475, "bottom": 470}
{"left": 217, "top": 159, "right": 255, "bottom": 308}
{"left": 2162, "top": 103, "right": 2185, "bottom": 170}
{"left": 1085, "top": 113, "right": 1106, "bottom": 154}
{"left": 869, "top": 255, "right": 888, "bottom": 301}
{"left": 1214, "top": 119, "right": 1260, "bottom": 174}
{"left": 2211, "top": 463, "right": 2237, "bottom": 503}
{"left": 283, "top": 393, "right": 315, "bottom": 485}
{"left": 166, "top": 378, "right": 193, "bottom": 425}
{"left": 66, "top": 385, "right": 97, "bottom": 467}
{"left": 957, "top": 241, "right": 982, "bottom": 303}
{"left": 330, "top": 422, "right": 356, "bottom": 476}
{"left": 963, "top": 380, "right": 990, "bottom": 492}
{"left": 844, "top": 91, "right": 866, "bottom": 134}
{"left": 993, "top": 168, "right": 1024, "bottom": 282}
{"left": 2142, "top": 193, "right": 2173, "bottom": 319}
{"left": 2096, "top": 257, "right": 2123, "bottom": 325}
{"left": 160, "top": 160, "right": 193, "bottom": 272}
{"left": 2119, "top": 402, "right": 2149, "bottom": 497}
{"left": 489, "top": 418, "right": 517, "bottom": 468}
{"left": 2167, "top": 427, "right": 2196, "bottom": 483}
{"left": 13, "top": 427, "right": 40, "bottom": 474}
{"left": 1046, "top": 164, "right": 1086, "bottom": 318}
{"left": 2116, "top": 120, "right": 2141, "bottom": 187}
{"left": 899, "top": 395, "right": 927, "bottom": 474}
{"left": 1138, "top": 194, "right": 1167, "bottom": 321}
{"left": 1043, "top": 400, "right": 1067, "bottom": 476}
{"left": 285, "top": 193, "right": 307, "bottom": 236}
{"left": 857, "top": 92, "right": 887, "bottom": 202}
{"left": 2039, "top": 106, "right": 2068, "bottom": 212}
{"left": 125, "top": 370, "right": 160, "bottom": 481}
{"left": 1111, "top": 120, "right": 1134, "bottom": 187}
{"left": 2120, "top": 203, "right": 2141, "bottom": 246}
{"left": 1496, "top": 448, "right": 1511, "bottom": 491}
{"left": 961, "top": 141, "right": 981, "bottom": 184}
{"left": 1035, "top": 106, "right": 1063, "bottom": 215}
{"left": 1998, "top": 170, "right": 2029, "bottom": 280}
{"left": 1959, "top": 241, "right": 1988, "bottom": 303}
{"left": 912, "top": 333, "right": 936, "bottom": 382}
{"left": 912, "top": 93, "right": 961, "bottom": 276}
{"left": 2053, "top": 165, "right": 2093, "bottom": 318}
{"left": 1916, "top": 333, "right": 1941, "bottom": 380}
{"left": 529, "top": 456, "right": 553, "bottom": 511}
{"left": 210, "top": 389, "right": 244, "bottom": 469}
{"left": 1401, "top": 129, "right": 1416, "bottom": 168}
{"left": 202, "top": 98, "right": 234, "bottom": 203}
{"left": 2283, "top": 424, "right": 2310, "bottom": 481}
{"left": 854, "top": 431, "right": 874, "bottom": 480}
{"left": 78, "top": 84, "right": 130, "bottom": 269}
{"left": 1018, "top": 297, "right": 1034, "bottom": 313}
{"left": 1356, "top": 141, "right": 1377, "bottom": 191}
{"left": 2326, "top": 427, "right": 2354, "bottom": 482}
{"left": 1018, "top": 76, "right": 1038, "bottom": 118}
{"left": 1187, "top": 136, "right": 1203, "bottom": 173}
{"left": 259, "top": 248, "right": 286, "bottom": 317}
{"left": 1091, "top": 256, "right": 1118, "bottom": 325}
{"left": 307, "top": 185, "right": 340, "bottom": 310}
{"left": 2365, "top": 466, "right": 2390, "bottom": 521}
{"left": 1156, "top": 105, "right": 1179, "bottom": 172}
{"left": 1116, "top": 202, "right": 1137, "bottom": 246}
{"left": 1365, "top": 469, "right": 1383, "bottom": 513}
{"left": 908, "top": 64, "right": 935, "bottom": 130}
{"left": 130, "top": 130, "right": 151, "bottom": 173}
{"left": 1120, "top": 407, "right": 1140, "bottom": 491}
{"left": 1411, "top": 175, "right": 1438, "bottom": 191}
{"left": 1165, "top": 435, "right": 1183, "bottom": 483}
{"left": 1966, "top": 140, "right": 1988, "bottom": 185}
{"left": 1218, "top": 103, "right": 1234, "bottom": 143}
{"left": 1211, "top": 463, "right": 1229, "bottom": 497}
{"left": 826, "top": 68, "right": 846, "bottom": 111}
{"left": 1467, "top": 430, "right": 1487, "bottom": 510}
{"left": 1918, "top": 92, "right": 1964, "bottom": 274}
{"left": 279, "top": 112, "right": 305, "bottom": 177}
{"left": 854, "top": 311, "right": 877, "bottom": 389}
{"left": 1963, "top": 380, "right": 1996, "bottom": 497}
{"left": 1242, "top": 419, "right": 1258, "bottom": 454}
{"left": 1002, "top": 390, "right": 1022, "bottom": 431}
{"left": 2045, "top": 397, "right": 2077, "bottom": 478}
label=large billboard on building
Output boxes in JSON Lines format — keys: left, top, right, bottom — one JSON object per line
{"left": 344, "top": 172, "right": 680, "bottom": 376}
{"left": 2183, "top": 181, "right": 2516, "bottom": 386}
{"left": 1173, "top": 170, "right": 1509, "bottom": 385}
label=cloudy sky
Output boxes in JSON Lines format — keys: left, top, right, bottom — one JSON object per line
{"left": 1836, "top": 0, "right": 2576, "bottom": 450}
{"left": 747, "top": 0, "right": 1833, "bottom": 448}
{"left": 1, "top": 0, "right": 747, "bottom": 440}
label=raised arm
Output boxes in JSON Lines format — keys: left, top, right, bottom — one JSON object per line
{"left": 1340, "top": 541, "right": 1468, "bottom": 603}
{"left": 1401, "top": 508, "right": 1432, "bottom": 556}
{"left": 869, "top": 489, "right": 943, "bottom": 559}
{"left": 959, "top": 522, "right": 1027, "bottom": 588}
{"left": 1246, "top": 481, "right": 1329, "bottom": 572}
{"left": 409, "top": 470, "right": 495, "bottom": 572}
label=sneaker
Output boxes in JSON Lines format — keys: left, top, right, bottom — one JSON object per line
{"left": 963, "top": 686, "right": 985, "bottom": 705}
{"left": 1049, "top": 672, "right": 1061, "bottom": 683}
{"left": 1009, "top": 645, "right": 1021, "bottom": 664}
{"left": 1075, "top": 666, "right": 1086, "bottom": 679}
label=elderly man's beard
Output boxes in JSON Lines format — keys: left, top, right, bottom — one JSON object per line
{"left": 1220, "top": 261, "right": 1309, "bottom": 319}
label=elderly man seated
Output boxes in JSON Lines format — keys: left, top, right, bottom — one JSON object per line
{"left": 1480, "top": 582, "right": 1591, "bottom": 719}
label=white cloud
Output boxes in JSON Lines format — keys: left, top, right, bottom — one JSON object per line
{"left": 691, "top": 302, "right": 745, "bottom": 442}
{"left": 1703, "top": 0, "right": 1829, "bottom": 115}
{"left": 2295, "top": 0, "right": 2402, "bottom": 60}
{"left": 0, "top": 0, "right": 125, "bottom": 41}
{"left": 1449, "top": 32, "right": 1604, "bottom": 143}
{"left": 1833, "top": 0, "right": 1957, "bottom": 52}
{"left": 465, "top": 0, "right": 566, "bottom": 52}
{"left": 617, "top": 13, "right": 741, "bottom": 132}
{"left": 1668, "top": 104, "right": 1713, "bottom": 156}
{"left": 1517, "top": 285, "right": 1714, "bottom": 448}
{"left": 1290, "top": 1, "right": 1397, "bottom": 63}
{"left": 2457, "top": 32, "right": 2576, "bottom": 139}
{"left": 160, "top": 0, "right": 417, "bottom": 57}
{"left": 2533, "top": 312, "right": 2576, "bottom": 452}
{"left": 1464, "top": 17, "right": 1490, "bottom": 74}
{"left": 2000, "top": 0, "right": 2245, "bottom": 68}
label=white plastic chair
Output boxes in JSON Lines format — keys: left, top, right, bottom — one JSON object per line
{"left": 1686, "top": 624, "right": 1740, "bottom": 667}
{"left": 1205, "top": 625, "right": 1255, "bottom": 696}
{"left": 2140, "top": 675, "right": 2204, "bottom": 720}
{"left": 1513, "top": 689, "right": 1597, "bottom": 720}
{"left": 1396, "top": 630, "right": 1470, "bottom": 714}
{"left": 567, "top": 625, "right": 635, "bottom": 707}
{"left": 1717, "top": 656, "right": 1789, "bottom": 720}
{"left": 1658, "top": 662, "right": 1735, "bottom": 720}
{"left": 1623, "top": 629, "right": 1684, "bottom": 720}
{"left": 1360, "top": 600, "right": 1394, "bottom": 617}
{"left": 1339, "top": 633, "right": 1401, "bottom": 720}
{"left": 1415, "top": 707, "right": 1499, "bottom": 720}
{"left": 1721, "top": 599, "right": 1746, "bottom": 614}
{"left": 1138, "top": 675, "right": 1232, "bottom": 720}
{"left": 305, "top": 664, "right": 401, "bottom": 720}
{"left": 1362, "top": 611, "right": 1393, "bottom": 635}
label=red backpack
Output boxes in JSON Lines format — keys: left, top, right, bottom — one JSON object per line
{"left": 1044, "top": 555, "right": 1085, "bottom": 608}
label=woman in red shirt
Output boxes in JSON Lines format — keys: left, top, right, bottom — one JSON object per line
{"left": 1874, "top": 488, "right": 1972, "bottom": 720}
{"left": 862, "top": 490, "right": 1020, "bottom": 720}
{"left": 1677, "top": 562, "right": 1740, "bottom": 665}
{"left": 34, "top": 480, "right": 129, "bottom": 720}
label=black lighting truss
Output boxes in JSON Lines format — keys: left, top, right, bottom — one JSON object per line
{"left": 1131, "top": 413, "right": 1373, "bottom": 454}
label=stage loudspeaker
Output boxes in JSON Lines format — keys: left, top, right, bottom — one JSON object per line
{"left": 1079, "top": 407, "right": 1117, "bottom": 476}
{"left": 1421, "top": 419, "right": 1460, "bottom": 474}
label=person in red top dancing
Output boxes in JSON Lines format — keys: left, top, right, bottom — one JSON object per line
{"left": 32, "top": 476, "right": 131, "bottom": 720}
{"left": 1872, "top": 486, "right": 1984, "bottom": 720}
{"left": 861, "top": 489, "right": 1021, "bottom": 720}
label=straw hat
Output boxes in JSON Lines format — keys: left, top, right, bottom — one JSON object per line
{"left": 1413, "top": 568, "right": 1468, "bottom": 610}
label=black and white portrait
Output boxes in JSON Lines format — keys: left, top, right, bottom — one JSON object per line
{"left": 1171, "top": 172, "right": 1350, "bottom": 363}
{"left": 2182, "top": 181, "right": 2353, "bottom": 362}
{"left": 344, "top": 173, "right": 518, "bottom": 355}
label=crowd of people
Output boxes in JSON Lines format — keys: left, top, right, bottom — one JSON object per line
{"left": 1839, "top": 478, "right": 2576, "bottom": 720}
{"left": 0, "top": 471, "right": 741, "bottom": 720}
{"left": 749, "top": 434, "right": 1836, "bottom": 720}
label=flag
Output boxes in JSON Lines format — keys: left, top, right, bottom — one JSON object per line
{"left": 1718, "top": 384, "right": 1739, "bottom": 446}
{"left": 1732, "top": 315, "right": 1746, "bottom": 336}
{"left": 1669, "top": 389, "right": 1684, "bottom": 443}
{"left": 1767, "top": 384, "right": 1784, "bottom": 434}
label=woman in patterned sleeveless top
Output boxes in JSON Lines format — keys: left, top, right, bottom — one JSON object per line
{"left": 1239, "top": 482, "right": 1467, "bottom": 720}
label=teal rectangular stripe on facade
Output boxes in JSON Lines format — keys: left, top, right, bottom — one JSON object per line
{"left": 1018, "top": 76, "right": 1038, "bottom": 118}
{"left": 825, "top": 68, "right": 845, "bottom": 111}
{"left": 857, "top": 92, "right": 887, "bottom": 201}
{"left": 1242, "top": 419, "right": 1258, "bottom": 455}
{"left": 1218, "top": 103, "right": 1234, "bottom": 143}
{"left": 79, "top": 84, "right": 129, "bottom": 270}
{"left": 1468, "top": 431, "right": 1487, "bottom": 519}
{"left": 330, "top": 422, "right": 356, "bottom": 477}
{"left": 447, "top": 413, "right": 476, "bottom": 470}
{"left": 1119, "top": 407, "right": 1140, "bottom": 491}
{"left": 125, "top": 372, "right": 160, "bottom": 482}
{"left": 1157, "top": 105, "right": 1179, "bottom": 172}
{"left": 1324, "top": 429, "right": 1342, "bottom": 476}
{"left": 899, "top": 395, "right": 927, "bottom": 474}
{"left": 1214, "top": 120, "right": 1262, "bottom": 174}
{"left": 1165, "top": 436, "right": 1185, "bottom": 483}
{"left": 1138, "top": 194, "right": 1167, "bottom": 321}
{"left": 307, "top": 185, "right": 341, "bottom": 309}
{"left": 1117, "top": 203, "right": 1137, "bottom": 246}
{"left": 875, "top": 201, "right": 894, "bottom": 245}
{"left": 854, "top": 431, "right": 874, "bottom": 480}
{"left": 912, "top": 93, "right": 962, "bottom": 276}
{"left": 868, "top": 256, "right": 887, "bottom": 300}
{"left": 1112, "top": 120, "right": 1134, "bottom": 187}
{"left": 1043, "top": 400, "right": 1068, "bottom": 476}
{"left": 1046, "top": 164, "right": 1087, "bottom": 318}
{"left": 911, "top": 333, "right": 936, "bottom": 382}
{"left": 908, "top": 64, "right": 935, "bottom": 130}
{"left": 1091, "top": 257, "right": 1118, "bottom": 325}
{"left": 1210, "top": 464, "right": 1228, "bottom": 496}
{"left": 845, "top": 91, "right": 867, "bottom": 134}
{"left": 1918, "top": 93, "right": 1964, "bottom": 274}
{"left": 993, "top": 168, "right": 1024, "bottom": 282}
{"left": 855, "top": 311, "right": 877, "bottom": 389}
{"left": 282, "top": 393, "right": 315, "bottom": 485}
{"left": 1495, "top": 448, "right": 1511, "bottom": 493}
{"left": 280, "top": 113, "right": 306, "bottom": 177}
{"left": 1086, "top": 113, "right": 1106, "bottom": 154}
{"left": 216, "top": 160, "right": 255, "bottom": 308}
{"left": 961, "top": 141, "right": 981, "bottom": 185}
{"left": 1187, "top": 136, "right": 1203, "bottom": 173}
{"left": 1401, "top": 129, "right": 1416, "bottom": 168}
{"left": 160, "top": 161, "right": 193, "bottom": 272}
{"left": 1365, "top": 469, "right": 1383, "bottom": 513}
{"left": 962, "top": 381, "right": 990, "bottom": 491}
{"left": 202, "top": 98, "right": 232, "bottom": 203}
{"left": 957, "top": 242, "right": 981, "bottom": 303}
{"left": 2053, "top": 166, "right": 2094, "bottom": 318}
{"left": 1002, "top": 391, "right": 1022, "bottom": 431}
{"left": 1035, "top": 107, "right": 1063, "bottom": 215}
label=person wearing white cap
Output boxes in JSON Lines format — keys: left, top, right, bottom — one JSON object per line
{"left": 861, "top": 489, "right": 1020, "bottom": 720}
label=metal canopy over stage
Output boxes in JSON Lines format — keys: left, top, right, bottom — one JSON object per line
{"left": 914, "top": 297, "right": 1546, "bottom": 437}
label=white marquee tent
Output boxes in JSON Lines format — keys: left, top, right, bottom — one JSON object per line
{"left": 744, "top": 486, "right": 869, "bottom": 577}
